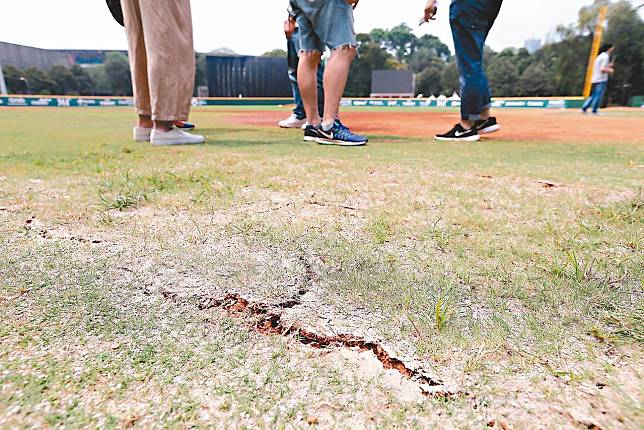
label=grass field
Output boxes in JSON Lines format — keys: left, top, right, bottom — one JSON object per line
{"left": 1, "top": 106, "right": 643, "bottom": 429}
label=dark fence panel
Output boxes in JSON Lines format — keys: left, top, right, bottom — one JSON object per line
{"left": 206, "top": 56, "right": 291, "bottom": 97}
{"left": 370, "top": 70, "right": 415, "bottom": 97}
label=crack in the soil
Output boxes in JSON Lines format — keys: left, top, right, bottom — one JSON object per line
{"left": 163, "top": 285, "right": 459, "bottom": 398}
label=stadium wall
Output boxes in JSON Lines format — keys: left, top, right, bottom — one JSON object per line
{"left": 206, "top": 56, "right": 292, "bottom": 98}
{"left": 0, "top": 95, "right": 591, "bottom": 109}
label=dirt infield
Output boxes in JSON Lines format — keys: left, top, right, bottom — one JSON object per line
{"left": 227, "top": 108, "right": 644, "bottom": 143}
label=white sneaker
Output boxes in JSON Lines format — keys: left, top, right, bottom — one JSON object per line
{"left": 151, "top": 128, "right": 205, "bottom": 146}
{"left": 278, "top": 114, "right": 307, "bottom": 129}
{"left": 134, "top": 126, "right": 153, "bottom": 142}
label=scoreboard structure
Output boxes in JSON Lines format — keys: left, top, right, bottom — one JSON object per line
{"left": 370, "top": 70, "right": 416, "bottom": 98}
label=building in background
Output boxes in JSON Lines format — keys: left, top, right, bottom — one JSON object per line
{"left": 524, "top": 38, "right": 542, "bottom": 54}
{"left": 0, "top": 41, "right": 125, "bottom": 69}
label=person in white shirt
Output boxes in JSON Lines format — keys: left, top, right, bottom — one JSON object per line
{"left": 582, "top": 44, "right": 616, "bottom": 115}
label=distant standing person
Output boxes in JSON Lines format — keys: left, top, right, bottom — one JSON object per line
{"left": 582, "top": 44, "right": 615, "bottom": 115}
{"left": 289, "top": 0, "right": 368, "bottom": 146}
{"left": 422, "top": 0, "right": 502, "bottom": 142}
{"left": 279, "top": 12, "right": 325, "bottom": 129}
{"left": 122, "top": 0, "right": 204, "bottom": 145}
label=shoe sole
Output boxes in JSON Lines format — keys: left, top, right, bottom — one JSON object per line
{"left": 151, "top": 140, "right": 205, "bottom": 146}
{"left": 478, "top": 124, "right": 500, "bottom": 134}
{"left": 435, "top": 135, "right": 481, "bottom": 142}
{"left": 280, "top": 124, "right": 306, "bottom": 129}
{"left": 303, "top": 136, "right": 317, "bottom": 142}
{"left": 315, "top": 137, "right": 367, "bottom": 147}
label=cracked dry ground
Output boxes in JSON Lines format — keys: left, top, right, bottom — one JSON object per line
{"left": 1, "top": 107, "right": 643, "bottom": 428}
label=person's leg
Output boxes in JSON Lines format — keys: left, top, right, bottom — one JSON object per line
{"left": 592, "top": 81, "right": 607, "bottom": 113}
{"left": 434, "top": 1, "right": 487, "bottom": 141}
{"left": 316, "top": 62, "right": 325, "bottom": 119}
{"left": 293, "top": 5, "right": 325, "bottom": 127}
{"left": 138, "top": 0, "right": 203, "bottom": 145}
{"left": 479, "top": 0, "right": 502, "bottom": 122}
{"left": 582, "top": 84, "right": 597, "bottom": 112}
{"left": 288, "top": 29, "right": 306, "bottom": 120}
{"left": 321, "top": 46, "right": 356, "bottom": 127}
{"left": 313, "top": 0, "right": 361, "bottom": 137}
{"left": 121, "top": 0, "right": 153, "bottom": 135}
{"left": 139, "top": 0, "right": 195, "bottom": 127}
{"left": 450, "top": 4, "right": 488, "bottom": 129}
{"left": 298, "top": 52, "right": 323, "bottom": 126}
{"left": 479, "top": 76, "right": 491, "bottom": 120}
{"left": 294, "top": 0, "right": 365, "bottom": 145}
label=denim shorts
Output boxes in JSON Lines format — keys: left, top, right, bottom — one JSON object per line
{"left": 289, "top": 0, "right": 357, "bottom": 54}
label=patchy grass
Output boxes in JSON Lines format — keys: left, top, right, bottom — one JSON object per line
{"left": 0, "top": 106, "right": 642, "bottom": 428}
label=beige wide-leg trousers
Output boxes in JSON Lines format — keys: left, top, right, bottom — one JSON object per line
{"left": 122, "top": 0, "right": 195, "bottom": 122}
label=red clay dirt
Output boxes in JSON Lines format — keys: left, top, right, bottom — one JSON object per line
{"left": 225, "top": 108, "right": 644, "bottom": 144}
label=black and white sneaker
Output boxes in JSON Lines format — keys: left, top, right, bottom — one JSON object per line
{"left": 475, "top": 117, "right": 500, "bottom": 134}
{"left": 303, "top": 125, "right": 323, "bottom": 142}
{"left": 435, "top": 124, "right": 480, "bottom": 142}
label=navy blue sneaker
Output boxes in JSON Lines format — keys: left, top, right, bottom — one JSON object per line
{"left": 316, "top": 122, "right": 368, "bottom": 146}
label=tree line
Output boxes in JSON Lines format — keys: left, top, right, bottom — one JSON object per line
{"left": 2, "top": 52, "right": 132, "bottom": 96}
{"left": 2, "top": 0, "right": 642, "bottom": 102}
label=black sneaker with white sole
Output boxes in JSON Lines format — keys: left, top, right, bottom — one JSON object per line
{"left": 475, "top": 117, "right": 500, "bottom": 134}
{"left": 303, "top": 125, "right": 324, "bottom": 142}
{"left": 435, "top": 124, "right": 480, "bottom": 142}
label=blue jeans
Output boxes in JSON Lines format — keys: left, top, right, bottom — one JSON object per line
{"left": 288, "top": 28, "right": 325, "bottom": 119}
{"left": 582, "top": 82, "right": 607, "bottom": 113}
{"left": 289, "top": 0, "right": 357, "bottom": 53}
{"left": 450, "top": 0, "right": 503, "bottom": 121}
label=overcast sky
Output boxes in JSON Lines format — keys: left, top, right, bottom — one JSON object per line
{"left": 0, "top": 0, "right": 606, "bottom": 54}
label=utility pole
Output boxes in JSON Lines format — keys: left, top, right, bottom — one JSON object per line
{"left": 0, "top": 61, "right": 8, "bottom": 95}
{"left": 583, "top": 6, "right": 609, "bottom": 98}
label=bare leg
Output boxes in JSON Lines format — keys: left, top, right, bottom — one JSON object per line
{"left": 322, "top": 47, "right": 356, "bottom": 128}
{"left": 479, "top": 107, "right": 491, "bottom": 120}
{"left": 297, "top": 51, "right": 323, "bottom": 127}
{"left": 153, "top": 120, "right": 173, "bottom": 132}
{"left": 460, "top": 120, "right": 476, "bottom": 129}
{"left": 138, "top": 114, "right": 153, "bottom": 129}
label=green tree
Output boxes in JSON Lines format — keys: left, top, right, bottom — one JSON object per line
{"left": 578, "top": 0, "right": 611, "bottom": 34}
{"left": 486, "top": 52, "right": 520, "bottom": 96}
{"left": 416, "top": 58, "right": 445, "bottom": 96}
{"left": 408, "top": 35, "right": 451, "bottom": 73}
{"left": 50, "top": 65, "right": 79, "bottom": 95}
{"left": 22, "top": 67, "right": 56, "bottom": 94}
{"left": 345, "top": 33, "right": 395, "bottom": 97}
{"left": 534, "top": 33, "right": 591, "bottom": 96}
{"left": 70, "top": 65, "right": 95, "bottom": 95}
{"left": 603, "top": 0, "right": 644, "bottom": 102}
{"left": 104, "top": 52, "right": 132, "bottom": 96}
{"left": 369, "top": 28, "right": 387, "bottom": 46}
{"left": 375, "top": 24, "right": 418, "bottom": 61}
{"left": 261, "top": 49, "right": 287, "bottom": 58}
{"left": 514, "top": 48, "right": 534, "bottom": 76}
{"left": 518, "top": 62, "right": 556, "bottom": 96}
{"left": 441, "top": 61, "right": 460, "bottom": 95}
{"left": 2, "top": 65, "right": 23, "bottom": 93}
{"left": 87, "top": 65, "right": 113, "bottom": 95}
